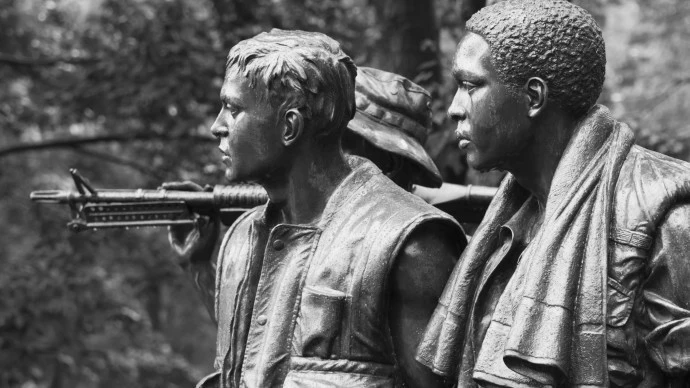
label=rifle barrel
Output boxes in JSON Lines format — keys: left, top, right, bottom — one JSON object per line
{"left": 30, "top": 184, "right": 268, "bottom": 209}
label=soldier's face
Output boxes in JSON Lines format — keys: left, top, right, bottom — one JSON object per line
{"left": 211, "top": 74, "right": 286, "bottom": 183}
{"left": 448, "top": 33, "right": 532, "bottom": 172}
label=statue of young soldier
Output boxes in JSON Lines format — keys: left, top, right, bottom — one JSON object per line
{"left": 416, "top": 1, "right": 690, "bottom": 387}
{"left": 169, "top": 66, "right": 450, "bottom": 321}
{"left": 171, "top": 29, "right": 465, "bottom": 388}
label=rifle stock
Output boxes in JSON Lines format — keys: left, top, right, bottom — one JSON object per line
{"left": 30, "top": 169, "right": 496, "bottom": 232}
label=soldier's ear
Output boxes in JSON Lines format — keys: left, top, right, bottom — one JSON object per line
{"left": 282, "top": 108, "right": 304, "bottom": 146}
{"left": 525, "top": 77, "right": 548, "bottom": 118}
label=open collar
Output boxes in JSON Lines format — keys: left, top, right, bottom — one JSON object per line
{"left": 253, "top": 155, "right": 380, "bottom": 231}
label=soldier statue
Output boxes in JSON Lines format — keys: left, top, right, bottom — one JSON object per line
{"left": 416, "top": 0, "right": 690, "bottom": 387}
{"left": 340, "top": 66, "right": 444, "bottom": 191}
{"left": 169, "top": 29, "right": 465, "bottom": 388}
{"left": 167, "top": 65, "right": 452, "bottom": 323}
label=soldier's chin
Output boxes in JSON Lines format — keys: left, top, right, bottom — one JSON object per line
{"left": 224, "top": 168, "right": 239, "bottom": 182}
{"left": 467, "top": 154, "right": 497, "bottom": 173}
{"left": 466, "top": 152, "right": 483, "bottom": 170}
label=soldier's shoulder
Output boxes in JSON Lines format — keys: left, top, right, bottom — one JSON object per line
{"left": 618, "top": 145, "right": 690, "bottom": 199}
{"left": 624, "top": 145, "right": 690, "bottom": 179}
{"left": 219, "top": 205, "right": 265, "bottom": 248}
{"left": 614, "top": 145, "right": 690, "bottom": 235}
{"left": 368, "top": 173, "right": 458, "bottom": 221}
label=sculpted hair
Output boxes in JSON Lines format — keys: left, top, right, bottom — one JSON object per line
{"left": 226, "top": 29, "right": 357, "bottom": 139}
{"left": 467, "top": 0, "right": 606, "bottom": 117}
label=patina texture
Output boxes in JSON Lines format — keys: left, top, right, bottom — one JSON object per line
{"left": 418, "top": 106, "right": 690, "bottom": 386}
{"left": 346, "top": 66, "right": 441, "bottom": 188}
{"left": 466, "top": 0, "right": 605, "bottom": 117}
{"left": 417, "top": 0, "right": 690, "bottom": 386}
{"left": 174, "top": 66, "right": 449, "bottom": 326}
{"left": 174, "top": 29, "right": 465, "bottom": 388}
{"left": 215, "top": 157, "right": 462, "bottom": 387}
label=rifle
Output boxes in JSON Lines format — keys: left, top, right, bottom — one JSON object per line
{"left": 30, "top": 169, "right": 268, "bottom": 232}
{"left": 30, "top": 169, "right": 496, "bottom": 232}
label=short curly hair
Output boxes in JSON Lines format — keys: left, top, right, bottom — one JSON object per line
{"left": 466, "top": 0, "right": 606, "bottom": 117}
{"left": 226, "top": 29, "right": 357, "bottom": 139}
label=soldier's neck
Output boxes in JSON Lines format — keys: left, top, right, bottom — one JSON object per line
{"left": 263, "top": 141, "right": 351, "bottom": 226}
{"left": 509, "top": 112, "right": 577, "bottom": 208}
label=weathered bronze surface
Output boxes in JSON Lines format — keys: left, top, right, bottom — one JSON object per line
{"left": 175, "top": 29, "right": 467, "bottom": 388}
{"left": 342, "top": 66, "right": 442, "bottom": 190}
{"left": 416, "top": 0, "right": 690, "bottom": 386}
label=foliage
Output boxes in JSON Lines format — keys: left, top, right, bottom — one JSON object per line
{"left": 602, "top": 0, "right": 690, "bottom": 161}
{"left": 1, "top": 0, "right": 224, "bottom": 386}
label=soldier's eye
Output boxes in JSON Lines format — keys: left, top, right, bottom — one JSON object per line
{"left": 224, "top": 103, "right": 240, "bottom": 117}
{"left": 460, "top": 81, "right": 477, "bottom": 92}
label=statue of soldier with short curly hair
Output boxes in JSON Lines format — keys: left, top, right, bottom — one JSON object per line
{"left": 416, "top": 0, "right": 690, "bottom": 386}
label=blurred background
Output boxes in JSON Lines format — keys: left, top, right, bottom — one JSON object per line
{"left": 1, "top": 0, "right": 689, "bottom": 386}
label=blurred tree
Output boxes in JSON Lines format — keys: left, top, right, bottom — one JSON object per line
{"left": 0, "top": 0, "right": 224, "bottom": 386}
{"left": 366, "top": 0, "right": 440, "bottom": 86}
{"left": 604, "top": 0, "right": 690, "bottom": 162}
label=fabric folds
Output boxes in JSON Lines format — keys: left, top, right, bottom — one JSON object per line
{"left": 417, "top": 106, "right": 637, "bottom": 387}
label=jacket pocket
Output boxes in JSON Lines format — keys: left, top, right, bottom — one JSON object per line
{"left": 294, "top": 286, "right": 347, "bottom": 358}
{"left": 607, "top": 277, "right": 634, "bottom": 327}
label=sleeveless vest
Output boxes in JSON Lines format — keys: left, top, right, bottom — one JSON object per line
{"left": 213, "top": 158, "right": 461, "bottom": 388}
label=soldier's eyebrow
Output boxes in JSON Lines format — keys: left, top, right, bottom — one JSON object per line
{"left": 452, "top": 68, "right": 482, "bottom": 83}
{"left": 220, "top": 90, "right": 243, "bottom": 107}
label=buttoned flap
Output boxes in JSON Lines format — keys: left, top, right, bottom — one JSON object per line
{"left": 293, "top": 286, "right": 348, "bottom": 359}
{"left": 607, "top": 277, "right": 634, "bottom": 327}
{"left": 283, "top": 357, "right": 395, "bottom": 388}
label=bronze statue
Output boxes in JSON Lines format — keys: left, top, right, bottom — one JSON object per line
{"left": 416, "top": 0, "right": 690, "bottom": 386}
{"left": 171, "top": 29, "right": 466, "bottom": 388}
{"left": 341, "top": 66, "right": 443, "bottom": 191}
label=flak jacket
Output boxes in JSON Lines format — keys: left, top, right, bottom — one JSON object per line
{"left": 203, "top": 156, "right": 461, "bottom": 388}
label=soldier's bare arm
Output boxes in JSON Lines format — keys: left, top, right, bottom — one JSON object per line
{"left": 389, "top": 221, "right": 465, "bottom": 388}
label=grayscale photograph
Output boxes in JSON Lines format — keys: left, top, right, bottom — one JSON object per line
{"left": 2, "top": 0, "right": 689, "bottom": 386}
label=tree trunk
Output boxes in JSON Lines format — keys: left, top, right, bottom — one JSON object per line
{"left": 210, "top": 0, "right": 268, "bottom": 50}
{"left": 367, "top": 0, "right": 441, "bottom": 87}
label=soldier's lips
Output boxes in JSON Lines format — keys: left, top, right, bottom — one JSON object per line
{"left": 221, "top": 155, "right": 231, "bottom": 166}
{"left": 455, "top": 128, "right": 471, "bottom": 149}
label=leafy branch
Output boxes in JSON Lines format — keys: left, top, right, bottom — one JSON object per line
{"left": 0, "top": 133, "right": 215, "bottom": 158}
{"left": 70, "top": 146, "right": 165, "bottom": 180}
{"left": 0, "top": 53, "right": 101, "bottom": 67}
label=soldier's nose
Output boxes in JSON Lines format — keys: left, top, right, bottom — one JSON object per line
{"left": 211, "top": 125, "right": 229, "bottom": 139}
{"left": 448, "top": 108, "right": 467, "bottom": 122}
